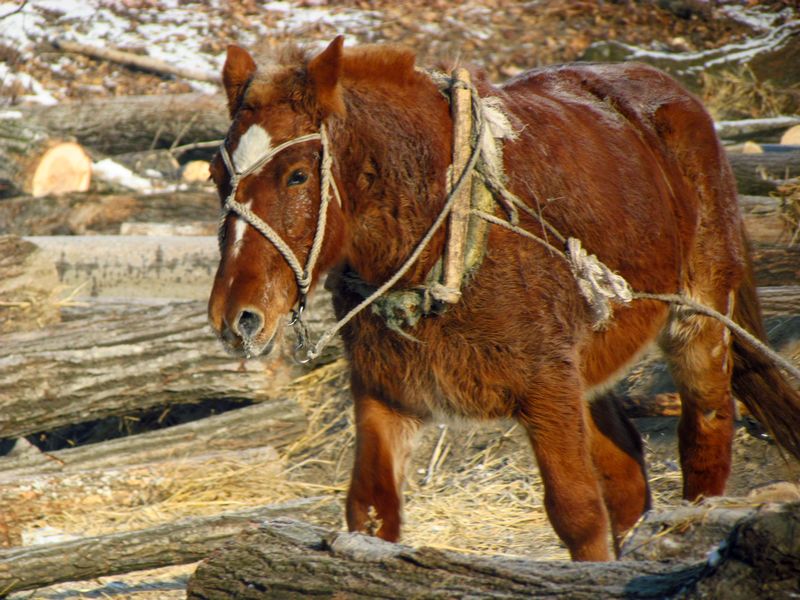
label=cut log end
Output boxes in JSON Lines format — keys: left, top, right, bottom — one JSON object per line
{"left": 27, "top": 141, "right": 92, "bottom": 197}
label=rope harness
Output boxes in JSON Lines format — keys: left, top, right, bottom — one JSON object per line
{"left": 218, "top": 125, "right": 341, "bottom": 356}
{"left": 217, "top": 71, "right": 800, "bottom": 383}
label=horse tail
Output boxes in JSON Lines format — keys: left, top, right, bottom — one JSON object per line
{"left": 731, "top": 234, "right": 800, "bottom": 461}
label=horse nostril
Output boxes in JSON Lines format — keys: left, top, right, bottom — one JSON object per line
{"left": 236, "top": 309, "right": 264, "bottom": 339}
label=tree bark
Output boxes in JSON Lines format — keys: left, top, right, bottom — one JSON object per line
{"left": 0, "top": 118, "right": 91, "bottom": 198}
{"left": 0, "top": 296, "right": 338, "bottom": 439}
{"left": 186, "top": 517, "right": 701, "bottom": 600}
{"left": 0, "top": 190, "right": 791, "bottom": 245}
{"left": 727, "top": 150, "right": 800, "bottom": 195}
{"left": 186, "top": 503, "right": 800, "bottom": 599}
{"left": 751, "top": 245, "right": 800, "bottom": 287}
{"left": 0, "top": 301, "right": 277, "bottom": 438}
{"left": 0, "top": 395, "right": 304, "bottom": 480}
{"left": 0, "top": 236, "right": 60, "bottom": 333}
{"left": 0, "top": 499, "right": 339, "bottom": 595}
{"left": 738, "top": 195, "right": 796, "bottom": 246}
{"left": 16, "top": 94, "right": 228, "bottom": 156}
{"left": 0, "top": 191, "right": 218, "bottom": 236}
{"left": 716, "top": 116, "right": 800, "bottom": 142}
{"left": 29, "top": 234, "right": 219, "bottom": 299}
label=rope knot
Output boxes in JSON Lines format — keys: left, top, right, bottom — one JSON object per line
{"left": 567, "top": 237, "right": 632, "bottom": 329}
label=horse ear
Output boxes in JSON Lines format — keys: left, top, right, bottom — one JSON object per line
{"left": 307, "top": 36, "right": 346, "bottom": 118}
{"left": 222, "top": 45, "right": 257, "bottom": 117}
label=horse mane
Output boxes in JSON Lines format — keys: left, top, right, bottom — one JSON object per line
{"left": 246, "top": 42, "right": 422, "bottom": 104}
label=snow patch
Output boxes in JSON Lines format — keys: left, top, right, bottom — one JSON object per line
{"left": 92, "top": 159, "right": 154, "bottom": 192}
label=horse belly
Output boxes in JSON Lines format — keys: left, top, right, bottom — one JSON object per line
{"left": 580, "top": 298, "right": 671, "bottom": 396}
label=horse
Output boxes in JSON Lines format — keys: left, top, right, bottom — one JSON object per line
{"left": 207, "top": 36, "right": 800, "bottom": 561}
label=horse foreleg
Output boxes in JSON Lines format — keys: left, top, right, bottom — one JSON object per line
{"left": 588, "top": 394, "right": 651, "bottom": 555}
{"left": 520, "top": 386, "right": 612, "bottom": 561}
{"left": 662, "top": 308, "right": 735, "bottom": 501}
{"left": 346, "top": 393, "right": 421, "bottom": 542}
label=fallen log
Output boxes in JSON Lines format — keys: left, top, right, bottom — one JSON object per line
{"left": 0, "top": 191, "right": 789, "bottom": 245}
{"left": 53, "top": 40, "right": 219, "bottom": 84}
{"left": 17, "top": 93, "right": 228, "bottom": 156}
{"left": 738, "top": 195, "right": 796, "bottom": 246}
{"left": 186, "top": 518, "right": 699, "bottom": 599}
{"left": 0, "top": 236, "right": 60, "bottom": 333}
{"left": 621, "top": 488, "right": 800, "bottom": 563}
{"left": 716, "top": 116, "right": 800, "bottom": 142}
{"left": 0, "top": 191, "right": 218, "bottom": 236}
{"left": 727, "top": 150, "right": 800, "bottom": 195}
{"left": 0, "top": 498, "right": 339, "bottom": 595}
{"left": 0, "top": 297, "right": 338, "bottom": 439}
{"left": 750, "top": 244, "right": 800, "bottom": 287}
{"left": 0, "top": 117, "right": 91, "bottom": 198}
{"left": 186, "top": 502, "right": 800, "bottom": 599}
{"left": 0, "top": 395, "right": 305, "bottom": 480}
{"left": 28, "top": 235, "right": 218, "bottom": 299}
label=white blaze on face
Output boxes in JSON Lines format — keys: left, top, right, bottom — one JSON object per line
{"left": 232, "top": 124, "right": 272, "bottom": 174}
{"left": 229, "top": 124, "right": 273, "bottom": 255}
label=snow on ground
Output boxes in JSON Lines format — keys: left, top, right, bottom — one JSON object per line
{"left": 1, "top": 0, "right": 793, "bottom": 108}
{"left": 0, "top": 0, "right": 383, "bottom": 103}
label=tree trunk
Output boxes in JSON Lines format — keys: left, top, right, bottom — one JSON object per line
{"left": 751, "top": 245, "right": 800, "bottom": 287}
{"left": 186, "top": 503, "right": 800, "bottom": 599}
{"left": 0, "top": 191, "right": 218, "bottom": 236}
{"left": 0, "top": 118, "right": 91, "bottom": 198}
{"left": 0, "top": 301, "right": 275, "bottom": 438}
{"left": 738, "top": 195, "right": 796, "bottom": 246}
{"left": 16, "top": 94, "right": 228, "bottom": 156}
{"left": 0, "top": 395, "right": 305, "bottom": 480}
{"left": 0, "top": 191, "right": 791, "bottom": 244}
{"left": 0, "top": 236, "right": 61, "bottom": 333}
{"left": 716, "top": 116, "right": 800, "bottom": 141}
{"left": 0, "top": 296, "right": 339, "bottom": 439}
{"left": 186, "top": 518, "right": 700, "bottom": 600}
{"left": 29, "top": 234, "right": 219, "bottom": 299}
{"left": 0, "top": 499, "right": 339, "bottom": 595}
{"left": 727, "top": 150, "right": 800, "bottom": 195}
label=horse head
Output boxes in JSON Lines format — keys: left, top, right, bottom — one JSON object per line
{"left": 208, "top": 37, "right": 347, "bottom": 358}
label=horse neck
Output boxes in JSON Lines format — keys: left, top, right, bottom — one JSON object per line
{"left": 331, "top": 77, "right": 454, "bottom": 287}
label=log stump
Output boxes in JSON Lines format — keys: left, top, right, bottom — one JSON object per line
{"left": 0, "top": 118, "right": 91, "bottom": 198}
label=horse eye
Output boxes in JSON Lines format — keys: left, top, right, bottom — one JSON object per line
{"left": 287, "top": 169, "right": 308, "bottom": 187}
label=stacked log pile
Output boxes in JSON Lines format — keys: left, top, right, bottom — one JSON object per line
{"left": 0, "top": 94, "right": 798, "bottom": 596}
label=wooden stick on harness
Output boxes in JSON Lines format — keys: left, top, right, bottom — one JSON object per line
{"left": 441, "top": 68, "right": 473, "bottom": 302}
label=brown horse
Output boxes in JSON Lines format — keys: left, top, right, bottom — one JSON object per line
{"left": 207, "top": 37, "right": 800, "bottom": 561}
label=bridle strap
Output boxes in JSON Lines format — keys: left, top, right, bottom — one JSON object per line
{"left": 218, "top": 125, "right": 339, "bottom": 300}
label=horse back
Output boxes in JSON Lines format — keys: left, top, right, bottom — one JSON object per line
{"left": 495, "top": 62, "right": 742, "bottom": 295}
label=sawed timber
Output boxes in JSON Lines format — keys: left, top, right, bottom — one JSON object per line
{"left": 14, "top": 93, "right": 228, "bottom": 156}
{"left": 0, "top": 191, "right": 218, "bottom": 236}
{"left": 0, "top": 499, "right": 339, "bottom": 595}
{"left": 186, "top": 502, "right": 800, "bottom": 599}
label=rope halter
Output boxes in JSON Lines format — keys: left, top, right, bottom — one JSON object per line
{"left": 218, "top": 124, "right": 341, "bottom": 326}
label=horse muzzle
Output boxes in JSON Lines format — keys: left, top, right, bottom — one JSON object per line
{"left": 213, "top": 306, "right": 279, "bottom": 359}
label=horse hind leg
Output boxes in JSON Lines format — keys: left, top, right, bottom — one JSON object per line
{"left": 587, "top": 393, "right": 651, "bottom": 555}
{"left": 660, "top": 290, "right": 736, "bottom": 501}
